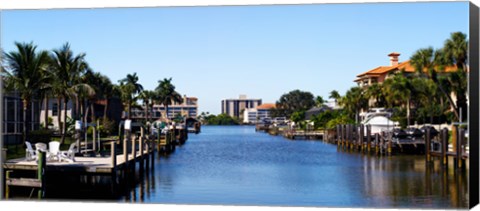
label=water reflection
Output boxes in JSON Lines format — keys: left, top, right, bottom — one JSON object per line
{"left": 125, "top": 126, "right": 468, "bottom": 208}
{"left": 32, "top": 126, "right": 468, "bottom": 208}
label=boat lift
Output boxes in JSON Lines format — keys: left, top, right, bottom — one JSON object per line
{"left": 74, "top": 120, "right": 101, "bottom": 155}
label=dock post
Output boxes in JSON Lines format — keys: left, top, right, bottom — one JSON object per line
{"left": 345, "top": 124, "right": 350, "bottom": 150}
{"left": 131, "top": 133, "right": 137, "bottom": 172}
{"left": 340, "top": 125, "right": 344, "bottom": 148}
{"left": 351, "top": 124, "right": 356, "bottom": 150}
{"left": 366, "top": 125, "right": 371, "bottom": 153}
{"left": 350, "top": 124, "right": 354, "bottom": 150}
{"left": 346, "top": 124, "right": 351, "bottom": 150}
{"left": 344, "top": 124, "right": 348, "bottom": 150}
{"left": 145, "top": 133, "right": 150, "bottom": 172}
{"left": 425, "top": 127, "right": 431, "bottom": 163}
{"left": 111, "top": 140, "right": 117, "bottom": 183}
{"left": 93, "top": 126, "right": 97, "bottom": 153}
{"left": 37, "top": 151, "right": 46, "bottom": 199}
{"left": 387, "top": 136, "right": 392, "bottom": 156}
{"left": 441, "top": 128, "right": 448, "bottom": 167}
{"left": 5, "top": 171, "right": 10, "bottom": 199}
{"left": 124, "top": 128, "right": 130, "bottom": 175}
{"left": 359, "top": 124, "right": 364, "bottom": 152}
{"left": 140, "top": 127, "right": 145, "bottom": 172}
{"left": 336, "top": 125, "right": 340, "bottom": 146}
{"left": 375, "top": 133, "right": 379, "bottom": 155}
{"left": 380, "top": 133, "right": 385, "bottom": 155}
{"left": 456, "top": 127, "right": 463, "bottom": 169}
{"left": 350, "top": 124, "right": 355, "bottom": 150}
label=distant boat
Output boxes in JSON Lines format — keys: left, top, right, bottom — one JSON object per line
{"left": 361, "top": 108, "right": 399, "bottom": 134}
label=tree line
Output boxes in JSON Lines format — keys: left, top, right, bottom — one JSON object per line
{"left": 271, "top": 32, "right": 468, "bottom": 129}
{"left": 2, "top": 42, "right": 183, "bottom": 144}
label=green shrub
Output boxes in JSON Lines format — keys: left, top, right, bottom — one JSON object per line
{"left": 99, "top": 117, "right": 116, "bottom": 136}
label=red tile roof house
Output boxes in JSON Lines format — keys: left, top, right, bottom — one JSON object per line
{"left": 354, "top": 52, "right": 458, "bottom": 88}
{"left": 353, "top": 52, "right": 464, "bottom": 122}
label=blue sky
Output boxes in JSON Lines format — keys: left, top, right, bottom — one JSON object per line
{"left": 1, "top": 2, "right": 469, "bottom": 114}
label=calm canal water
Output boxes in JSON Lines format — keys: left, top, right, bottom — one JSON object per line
{"left": 120, "top": 125, "right": 469, "bottom": 208}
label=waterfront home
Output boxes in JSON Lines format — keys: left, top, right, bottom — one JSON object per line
{"left": 243, "top": 103, "right": 275, "bottom": 124}
{"left": 305, "top": 105, "right": 332, "bottom": 121}
{"left": 2, "top": 92, "right": 41, "bottom": 144}
{"left": 39, "top": 97, "right": 123, "bottom": 132}
{"left": 354, "top": 52, "right": 466, "bottom": 115}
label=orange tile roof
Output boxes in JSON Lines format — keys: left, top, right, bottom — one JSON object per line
{"left": 357, "top": 60, "right": 459, "bottom": 78}
{"left": 257, "top": 103, "right": 276, "bottom": 110}
{"left": 357, "top": 66, "right": 393, "bottom": 77}
{"left": 397, "top": 60, "right": 458, "bottom": 73}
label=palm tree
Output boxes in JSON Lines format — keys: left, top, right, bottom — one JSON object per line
{"left": 139, "top": 90, "right": 157, "bottom": 123}
{"left": 155, "top": 78, "right": 183, "bottom": 121}
{"left": 364, "top": 83, "right": 385, "bottom": 107}
{"left": 444, "top": 32, "right": 468, "bottom": 70}
{"left": 339, "top": 87, "right": 367, "bottom": 123}
{"left": 443, "top": 32, "right": 468, "bottom": 122}
{"left": 50, "top": 43, "right": 92, "bottom": 143}
{"left": 118, "top": 72, "right": 144, "bottom": 119}
{"left": 410, "top": 77, "right": 438, "bottom": 123}
{"left": 96, "top": 75, "right": 115, "bottom": 120}
{"left": 3, "top": 42, "right": 51, "bottom": 143}
{"left": 329, "top": 90, "right": 341, "bottom": 103}
{"left": 410, "top": 47, "right": 460, "bottom": 121}
{"left": 315, "top": 96, "right": 324, "bottom": 107}
{"left": 82, "top": 70, "right": 104, "bottom": 124}
{"left": 382, "top": 73, "right": 412, "bottom": 126}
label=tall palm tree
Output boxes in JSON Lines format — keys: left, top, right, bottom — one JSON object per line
{"left": 118, "top": 73, "right": 144, "bottom": 119}
{"left": 97, "top": 75, "right": 115, "bottom": 120}
{"left": 50, "top": 43, "right": 92, "bottom": 143}
{"left": 410, "top": 47, "right": 460, "bottom": 121}
{"left": 4, "top": 42, "right": 51, "bottom": 143}
{"left": 155, "top": 78, "right": 183, "bottom": 121}
{"left": 39, "top": 67, "right": 54, "bottom": 129}
{"left": 139, "top": 90, "right": 156, "bottom": 123}
{"left": 82, "top": 70, "right": 104, "bottom": 124}
{"left": 443, "top": 32, "right": 468, "bottom": 122}
{"left": 340, "top": 87, "right": 367, "bottom": 123}
{"left": 444, "top": 32, "right": 468, "bottom": 70}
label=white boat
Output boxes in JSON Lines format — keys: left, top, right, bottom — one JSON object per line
{"left": 361, "top": 108, "right": 399, "bottom": 134}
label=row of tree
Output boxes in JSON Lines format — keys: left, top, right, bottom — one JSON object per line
{"left": 2, "top": 42, "right": 183, "bottom": 144}
{"left": 271, "top": 32, "right": 468, "bottom": 129}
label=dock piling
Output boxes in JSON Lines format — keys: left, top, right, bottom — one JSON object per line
{"left": 366, "top": 125, "right": 371, "bottom": 153}
{"left": 425, "top": 127, "right": 431, "bottom": 163}
{"left": 441, "top": 128, "right": 448, "bottom": 166}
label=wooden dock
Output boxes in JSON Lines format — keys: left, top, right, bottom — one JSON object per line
{"left": 2, "top": 123, "right": 190, "bottom": 199}
{"left": 331, "top": 124, "right": 469, "bottom": 170}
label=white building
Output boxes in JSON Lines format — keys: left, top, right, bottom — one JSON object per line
{"left": 242, "top": 103, "right": 275, "bottom": 124}
{"left": 222, "top": 95, "right": 262, "bottom": 119}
